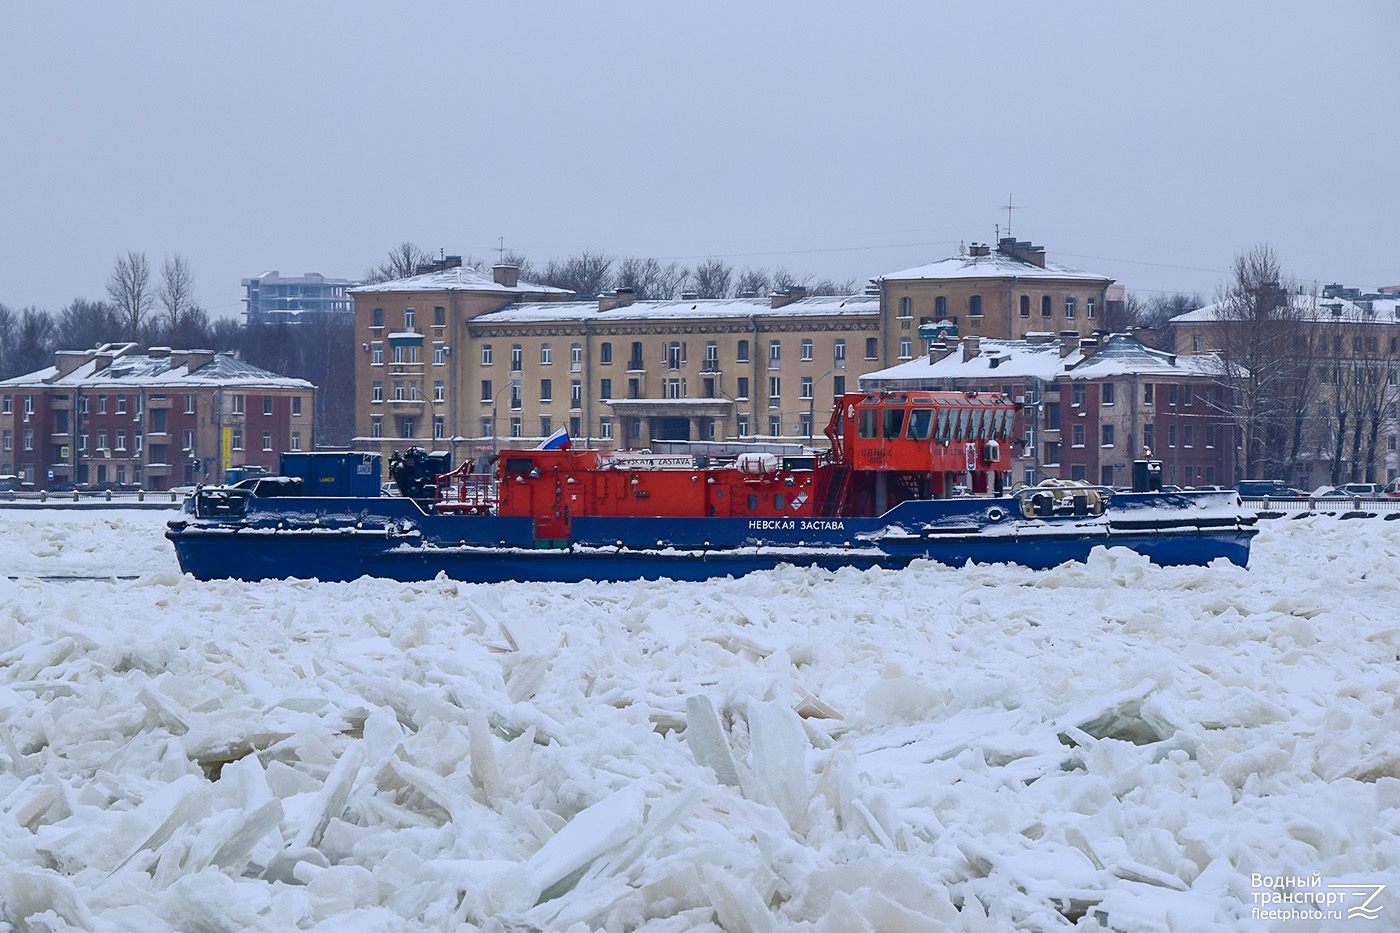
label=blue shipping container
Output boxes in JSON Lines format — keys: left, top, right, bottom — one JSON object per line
{"left": 279, "top": 452, "right": 382, "bottom": 497}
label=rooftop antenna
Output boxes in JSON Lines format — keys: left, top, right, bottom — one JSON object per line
{"left": 1001, "top": 194, "right": 1018, "bottom": 239}
{"left": 497, "top": 236, "right": 505, "bottom": 263}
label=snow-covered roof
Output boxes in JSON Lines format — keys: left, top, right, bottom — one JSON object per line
{"left": 1172, "top": 293, "right": 1400, "bottom": 326}
{"left": 860, "top": 333, "right": 1218, "bottom": 388}
{"left": 350, "top": 266, "right": 572, "bottom": 296}
{"left": 474, "top": 293, "right": 879, "bottom": 325}
{"left": 0, "top": 345, "right": 312, "bottom": 390}
{"left": 879, "top": 249, "right": 1111, "bottom": 285}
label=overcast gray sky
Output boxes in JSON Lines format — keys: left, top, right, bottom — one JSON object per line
{"left": 2, "top": 2, "right": 1396, "bottom": 319}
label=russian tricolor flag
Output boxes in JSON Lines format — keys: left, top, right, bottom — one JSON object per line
{"left": 535, "top": 427, "right": 572, "bottom": 450}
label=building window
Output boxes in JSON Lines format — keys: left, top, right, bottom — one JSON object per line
{"left": 629, "top": 342, "right": 644, "bottom": 369}
{"left": 510, "top": 383, "right": 521, "bottom": 410}
{"left": 371, "top": 419, "right": 382, "bottom": 438}
{"left": 433, "top": 306, "right": 446, "bottom": 327}
{"left": 1020, "top": 295, "right": 1030, "bottom": 318}
{"left": 600, "top": 417, "right": 613, "bottom": 440}
{"left": 834, "top": 339, "right": 846, "bottom": 367}
{"left": 481, "top": 416, "right": 493, "bottom": 437}
{"left": 291, "top": 431, "right": 301, "bottom": 451}
{"left": 510, "top": 417, "right": 522, "bottom": 439}
{"left": 539, "top": 416, "right": 552, "bottom": 437}
{"left": 482, "top": 344, "right": 494, "bottom": 366}
{"left": 969, "top": 295, "right": 982, "bottom": 317}
{"left": 737, "top": 413, "right": 750, "bottom": 436}
{"left": 262, "top": 397, "right": 273, "bottom": 416}
{"left": 833, "top": 375, "right": 845, "bottom": 397}
{"left": 705, "top": 341, "right": 719, "bottom": 370}
{"left": 1, "top": 395, "right": 11, "bottom": 414}
{"left": 231, "top": 430, "right": 243, "bottom": 450}
{"left": 736, "top": 339, "right": 750, "bottom": 363}
{"left": 1168, "top": 424, "right": 1177, "bottom": 448}
{"left": 404, "top": 308, "right": 415, "bottom": 330}
{"left": 116, "top": 431, "right": 126, "bottom": 451}
{"left": 899, "top": 337, "right": 913, "bottom": 359}
{"left": 394, "top": 381, "right": 406, "bottom": 401}
{"left": 1072, "top": 384, "right": 1086, "bottom": 407}
{"left": 769, "top": 416, "right": 782, "bottom": 436}
{"left": 98, "top": 431, "right": 107, "bottom": 451}
{"left": 232, "top": 395, "right": 244, "bottom": 415}
{"left": 372, "top": 381, "right": 383, "bottom": 402}
{"left": 183, "top": 429, "right": 194, "bottom": 451}
{"left": 1183, "top": 425, "right": 1194, "bottom": 448}
{"left": 769, "top": 376, "right": 781, "bottom": 404}
{"left": 1086, "top": 298, "right": 1096, "bottom": 319}
{"left": 599, "top": 342, "right": 612, "bottom": 365}
{"left": 481, "top": 379, "right": 493, "bottom": 403}
{"left": 769, "top": 340, "right": 781, "bottom": 368}
{"left": 98, "top": 395, "right": 108, "bottom": 414}
{"left": 1065, "top": 297, "right": 1076, "bottom": 318}
{"left": 1101, "top": 424, "right": 1114, "bottom": 447}
{"left": 1143, "top": 425, "right": 1154, "bottom": 453}
{"left": 1044, "top": 441, "right": 1060, "bottom": 465}
{"left": 1143, "top": 384, "right": 1154, "bottom": 404}
{"left": 541, "top": 343, "right": 553, "bottom": 365}
{"left": 434, "top": 345, "right": 446, "bottom": 366}
{"left": 571, "top": 343, "right": 582, "bottom": 371}
{"left": 292, "top": 397, "right": 302, "bottom": 416}
{"left": 599, "top": 378, "right": 612, "bottom": 400}
{"left": 116, "top": 396, "right": 127, "bottom": 415}
{"left": 1206, "top": 426, "right": 1216, "bottom": 449}
{"left": 434, "top": 381, "right": 445, "bottom": 402}
{"left": 511, "top": 345, "right": 522, "bottom": 372}
{"left": 666, "top": 378, "right": 683, "bottom": 399}
{"left": 1102, "top": 383, "right": 1115, "bottom": 405}
{"left": 570, "top": 380, "right": 581, "bottom": 407}
{"left": 1192, "top": 334, "right": 1203, "bottom": 353}
{"left": 800, "top": 376, "right": 813, "bottom": 400}
{"left": 668, "top": 342, "right": 683, "bottom": 370}
{"left": 372, "top": 345, "right": 383, "bottom": 365}
{"left": 371, "top": 308, "right": 384, "bottom": 327}
{"left": 737, "top": 377, "right": 750, "bottom": 400}
{"left": 865, "top": 338, "right": 878, "bottom": 359}
{"left": 434, "top": 416, "right": 445, "bottom": 440}
{"left": 392, "top": 345, "right": 405, "bottom": 364}
{"left": 399, "top": 417, "right": 415, "bottom": 439}
{"left": 261, "top": 432, "right": 272, "bottom": 451}
{"left": 1042, "top": 296, "right": 1052, "bottom": 318}
{"left": 1, "top": 430, "right": 10, "bottom": 451}
{"left": 540, "top": 379, "right": 552, "bottom": 402}
{"left": 1072, "top": 425, "right": 1085, "bottom": 447}
{"left": 801, "top": 338, "right": 813, "bottom": 361}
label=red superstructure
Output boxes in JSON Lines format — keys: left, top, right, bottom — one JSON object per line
{"left": 435, "top": 391, "right": 1020, "bottom": 538}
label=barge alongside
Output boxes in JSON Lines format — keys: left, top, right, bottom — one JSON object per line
{"left": 166, "top": 391, "right": 1257, "bottom": 582}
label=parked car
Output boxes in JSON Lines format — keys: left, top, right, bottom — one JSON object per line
{"left": 1383, "top": 480, "right": 1400, "bottom": 498}
{"left": 1317, "top": 483, "right": 1382, "bottom": 497}
{"left": 381, "top": 481, "right": 402, "bottom": 497}
{"left": 0, "top": 474, "right": 21, "bottom": 492}
{"left": 1236, "top": 479, "right": 1307, "bottom": 498}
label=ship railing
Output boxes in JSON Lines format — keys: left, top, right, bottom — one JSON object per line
{"left": 435, "top": 471, "right": 497, "bottom": 515}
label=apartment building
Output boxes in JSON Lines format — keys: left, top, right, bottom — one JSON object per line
{"left": 0, "top": 344, "right": 314, "bottom": 490}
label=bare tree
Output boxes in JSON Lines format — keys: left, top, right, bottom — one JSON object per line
{"left": 1208, "top": 245, "right": 1304, "bottom": 479}
{"left": 106, "top": 251, "right": 154, "bottom": 340}
{"left": 735, "top": 267, "right": 773, "bottom": 297}
{"left": 156, "top": 254, "right": 197, "bottom": 332}
{"left": 537, "top": 251, "right": 614, "bottom": 296}
{"left": 56, "top": 298, "right": 120, "bottom": 350}
{"left": 364, "top": 243, "right": 433, "bottom": 284}
{"left": 615, "top": 257, "right": 688, "bottom": 300}
{"left": 0, "top": 303, "right": 16, "bottom": 378}
{"left": 9, "top": 307, "right": 57, "bottom": 377}
{"left": 690, "top": 258, "right": 733, "bottom": 299}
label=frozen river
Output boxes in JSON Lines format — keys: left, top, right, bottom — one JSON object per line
{"left": 1, "top": 509, "right": 1397, "bottom": 930}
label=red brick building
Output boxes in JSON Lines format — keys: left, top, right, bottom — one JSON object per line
{"left": 0, "top": 343, "right": 314, "bottom": 491}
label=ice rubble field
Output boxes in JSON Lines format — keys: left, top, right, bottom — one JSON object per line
{"left": 1, "top": 511, "right": 1398, "bottom": 932}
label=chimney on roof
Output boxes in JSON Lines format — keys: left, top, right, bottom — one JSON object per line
{"left": 680, "top": 290, "right": 700, "bottom": 301}
{"left": 997, "top": 237, "right": 1047, "bottom": 268}
{"left": 1077, "top": 336, "right": 1101, "bottom": 360}
{"left": 1024, "top": 332, "right": 1054, "bottom": 345}
{"left": 598, "top": 288, "right": 637, "bottom": 312}
{"left": 444, "top": 255, "right": 462, "bottom": 269}
{"left": 492, "top": 263, "right": 520, "bottom": 288}
{"left": 962, "top": 336, "right": 982, "bottom": 362}
{"left": 739, "top": 290, "right": 757, "bottom": 299}
{"left": 147, "top": 346, "right": 171, "bottom": 358}
{"left": 172, "top": 349, "right": 215, "bottom": 372}
{"left": 53, "top": 350, "right": 91, "bottom": 379}
{"left": 770, "top": 285, "right": 808, "bottom": 309}
{"left": 968, "top": 243, "right": 991, "bottom": 257}
{"left": 1059, "top": 330, "right": 1078, "bottom": 358}
{"left": 927, "top": 341, "right": 954, "bottom": 364}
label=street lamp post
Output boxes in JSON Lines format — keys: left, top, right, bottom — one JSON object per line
{"left": 807, "top": 370, "right": 834, "bottom": 447}
{"left": 491, "top": 379, "right": 520, "bottom": 459}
